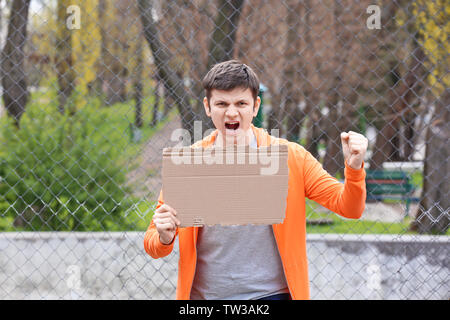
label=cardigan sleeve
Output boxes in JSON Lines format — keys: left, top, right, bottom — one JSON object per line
{"left": 143, "top": 190, "right": 178, "bottom": 258}
{"left": 303, "top": 149, "right": 366, "bottom": 219}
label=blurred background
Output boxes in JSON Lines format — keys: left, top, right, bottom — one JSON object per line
{"left": 0, "top": 0, "right": 448, "bottom": 299}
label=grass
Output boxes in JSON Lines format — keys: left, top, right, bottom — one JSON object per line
{"left": 306, "top": 210, "right": 415, "bottom": 235}
{"left": 305, "top": 200, "right": 450, "bottom": 235}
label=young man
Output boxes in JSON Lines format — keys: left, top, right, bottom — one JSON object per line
{"left": 144, "top": 60, "right": 368, "bottom": 300}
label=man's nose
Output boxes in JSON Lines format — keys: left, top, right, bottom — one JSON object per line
{"left": 225, "top": 105, "right": 239, "bottom": 117}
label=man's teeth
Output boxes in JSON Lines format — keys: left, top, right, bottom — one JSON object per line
{"left": 225, "top": 121, "right": 239, "bottom": 131}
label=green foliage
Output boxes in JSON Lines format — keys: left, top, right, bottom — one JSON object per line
{"left": 412, "top": 0, "right": 449, "bottom": 96}
{"left": 0, "top": 93, "right": 147, "bottom": 231}
{"left": 410, "top": 170, "right": 423, "bottom": 189}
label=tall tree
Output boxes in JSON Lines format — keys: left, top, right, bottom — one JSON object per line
{"left": 1, "top": 0, "right": 31, "bottom": 127}
{"left": 303, "top": 0, "right": 322, "bottom": 159}
{"left": 163, "top": 0, "right": 246, "bottom": 137}
{"left": 414, "top": 90, "right": 449, "bottom": 234}
{"left": 71, "top": 0, "right": 101, "bottom": 110}
{"left": 138, "top": 0, "right": 195, "bottom": 140}
{"left": 200, "top": 0, "right": 245, "bottom": 136}
{"left": 55, "top": 0, "right": 75, "bottom": 114}
{"left": 96, "top": 0, "right": 107, "bottom": 97}
{"left": 283, "top": 0, "right": 302, "bottom": 143}
{"left": 369, "top": 2, "right": 426, "bottom": 169}
{"left": 411, "top": 0, "right": 449, "bottom": 234}
{"left": 96, "top": 0, "right": 129, "bottom": 106}
{"left": 133, "top": 30, "right": 144, "bottom": 128}
{"left": 323, "top": 0, "right": 348, "bottom": 176}
{"left": 322, "top": 0, "right": 362, "bottom": 176}
{"left": 151, "top": 73, "right": 162, "bottom": 127}
{"left": 207, "top": 0, "right": 245, "bottom": 70}
{"left": 139, "top": 0, "right": 245, "bottom": 141}
{"left": 236, "top": 0, "right": 290, "bottom": 136}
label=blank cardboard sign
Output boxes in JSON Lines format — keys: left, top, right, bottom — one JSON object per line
{"left": 161, "top": 144, "right": 289, "bottom": 227}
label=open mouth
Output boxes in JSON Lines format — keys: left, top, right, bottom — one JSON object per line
{"left": 225, "top": 121, "right": 240, "bottom": 130}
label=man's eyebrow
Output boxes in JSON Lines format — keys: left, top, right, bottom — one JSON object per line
{"left": 235, "top": 98, "right": 250, "bottom": 103}
{"left": 214, "top": 100, "right": 228, "bottom": 104}
{"left": 213, "top": 98, "right": 250, "bottom": 104}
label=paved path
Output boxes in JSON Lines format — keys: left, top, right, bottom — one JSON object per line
{"left": 362, "top": 202, "right": 419, "bottom": 222}
{"left": 126, "top": 115, "right": 182, "bottom": 199}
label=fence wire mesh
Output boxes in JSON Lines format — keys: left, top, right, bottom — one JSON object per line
{"left": 0, "top": 0, "right": 448, "bottom": 299}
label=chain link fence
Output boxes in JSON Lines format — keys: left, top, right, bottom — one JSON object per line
{"left": 0, "top": 0, "right": 448, "bottom": 299}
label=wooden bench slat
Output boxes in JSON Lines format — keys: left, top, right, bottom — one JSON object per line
{"left": 366, "top": 179, "right": 407, "bottom": 185}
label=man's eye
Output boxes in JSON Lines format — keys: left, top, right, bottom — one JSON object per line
{"left": 239, "top": 102, "right": 247, "bottom": 106}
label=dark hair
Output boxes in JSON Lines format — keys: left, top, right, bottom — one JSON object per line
{"left": 202, "top": 60, "right": 260, "bottom": 103}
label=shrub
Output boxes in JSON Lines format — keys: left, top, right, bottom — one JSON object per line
{"left": 0, "top": 99, "right": 135, "bottom": 231}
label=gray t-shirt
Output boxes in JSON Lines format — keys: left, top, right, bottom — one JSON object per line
{"left": 190, "top": 134, "right": 289, "bottom": 300}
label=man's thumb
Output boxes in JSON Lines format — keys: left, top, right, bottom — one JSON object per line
{"left": 341, "top": 132, "right": 349, "bottom": 143}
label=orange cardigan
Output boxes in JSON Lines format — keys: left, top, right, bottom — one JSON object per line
{"left": 144, "top": 124, "right": 366, "bottom": 300}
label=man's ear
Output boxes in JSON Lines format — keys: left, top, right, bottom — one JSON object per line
{"left": 252, "top": 96, "right": 261, "bottom": 117}
{"left": 203, "top": 97, "right": 211, "bottom": 117}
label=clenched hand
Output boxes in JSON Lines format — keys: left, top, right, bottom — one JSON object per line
{"left": 340, "top": 131, "right": 368, "bottom": 170}
{"left": 152, "top": 204, "right": 180, "bottom": 245}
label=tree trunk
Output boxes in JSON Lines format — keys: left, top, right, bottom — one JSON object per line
{"left": 163, "top": 1, "right": 210, "bottom": 137}
{"left": 94, "top": 0, "right": 106, "bottom": 97}
{"left": 266, "top": 87, "right": 281, "bottom": 135}
{"left": 370, "top": 11, "right": 426, "bottom": 169}
{"left": 322, "top": 103, "right": 343, "bottom": 176}
{"left": 267, "top": 108, "right": 276, "bottom": 134}
{"left": 193, "top": 0, "right": 245, "bottom": 138}
{"left": 306, "top": 106, "right": 322, "bottom": 160}
{"left": 206, "top": 0, "right": 245, "bottom": 70}
{"left": 303, "top": 0, "right": 322, "bottom": 158}
{"left": 284, "top": 0, "right": 302, "bottom": 143}
{"left": 370, "top": 55, "right": 425, "bottom": 169}
{"left": 162, "top": 86, "right": 172, "bottom": 119}
{"left": 138, "top": 0, "right": 195, "bottom": 142}
{"left": 411, "top": 90, "right": 449, "bottom": 234}
{"left": 55, "top": 0, "right": 75, "bottom": 115}
{"left": 151, "top": 74, "right": 161, "bottom": 127}
{"left": 323, "top": 0, "right": 345, "bottom": 176}
{"left": 370, "top": 116, "right": 396, "bottom": 168}
{"left": 134, "top": 32, "right": 143, "bottom": 128}
{"left": 105, "top": 41, "right": 127, "bottom": 105}
{"left": 267, "top": 91, "right": 284, "bottom": 138}
{"left": 102, "top": 2, "right": 128, "bottom": 106}
{"left": 403, "top": 111, "right": 416, "bottom": 160}
{"left": 1, "top": 0, "right": 31, "bottom": 127}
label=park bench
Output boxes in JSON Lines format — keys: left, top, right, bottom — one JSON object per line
{"left": 365, "top": 170, "right": 419, "bottom": 217}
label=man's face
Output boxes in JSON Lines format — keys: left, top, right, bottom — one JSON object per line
{"left": 203, "top": 87, "right": 260, "bottom": 145}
